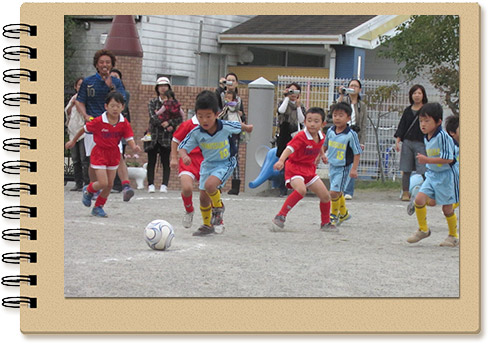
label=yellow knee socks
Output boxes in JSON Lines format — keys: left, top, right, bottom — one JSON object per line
{"left": 415, "top": 203, "right": 429, "bottom": 232}
{"left": 207, "top": 190, "right": 223, "bottom": 208}
{"left": 446, "top": 213, "right": 458, "bottom": 238}
{"left": 200, "top": 205, "right": 212, "bottom": 226}
{"left": 331, "top": 196, "right": 340, "bottom": 217}
{"left": 339, "top": 194, "right": 347, "bottom": 217}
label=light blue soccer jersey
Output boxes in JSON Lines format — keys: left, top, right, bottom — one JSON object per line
{"left": 179, "top": 119, "right": 242, "bottom": 166}
{"left": 454, "top": 141, "right": 460, "bottom": 172}
{"left": 424, "top": 126, "right": 455, "bottom": 172}
{"left": 324, "top": 126, "right": 363, "bottom": 166}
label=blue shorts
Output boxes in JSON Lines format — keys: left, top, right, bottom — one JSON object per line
{"left": 199, "top": 157, "right": 237, "bottom": 191}
{"left": 419, "top": 168, "right": 459, "bottom": 205}
{"left": 329, "top": 164, "right": 352, "bottom": 193}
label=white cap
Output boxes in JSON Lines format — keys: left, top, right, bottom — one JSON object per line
{"left": 156, "top": 76, "right": 171, "bottom": 86}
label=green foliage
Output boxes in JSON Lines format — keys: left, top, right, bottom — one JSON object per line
{"left": 64, "top": 16, "right": 78, "bottom": 88}
{"left": 378, "top": 15, "right": 460, "bottom": 116}
{"left": 356, "top": 179, "right": 400, "bottom": 190}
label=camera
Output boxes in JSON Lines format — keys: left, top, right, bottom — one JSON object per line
{"left": 226, "top": 80, "right": 233, "bottom": 86}
{"left": 287, "top": 89, "right": 300, "bottom": 95}
{"left": 341, "top": 87, "right": 355, "bottom": 95}
{"left": 350, "top": 124, "right": 361, "bottom": 133}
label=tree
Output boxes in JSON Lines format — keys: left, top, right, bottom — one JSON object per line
{"left": 378, "top": 15, "right": 459, "bottom": 116}
{"left": 64, "top": 16, "right": 77, "bottom": 89}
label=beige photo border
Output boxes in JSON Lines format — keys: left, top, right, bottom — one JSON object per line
{"left": 19, "top": 2, "right": 480, "bottom": 333}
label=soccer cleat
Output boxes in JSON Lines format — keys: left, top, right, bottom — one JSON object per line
{"left": 272, "top": 214, "right": 286, "bottom": 229}
{"left": 211, "top": 202, "right": 225, "bottom": 226}
{"left": 82, "top": 185, "right": 93, "bottom": 207}
{"left": 182, "top": 211, "right": 194, "bottom": 229}
{"left": 148, "top": 184, "right": 155, "bottom": 193}
{"left": 160, "top": 185, "right": 168, "bottom": 193}
{"left": 91, "top": 206, "right": 108, "bottom": 217}
{"left": 123, "top": 185, "right": 134, "bottom": 202}
{"left": 330, "top": 214, "right": 339, "bottom": 226}
{"left": 337, "top": 212, "right": 352, "bottom": 226}
{"left": 320, "top": 222, "right": 337, "bottom": 232}
{"left": 92, "top": 190, "right": 101, "bottom": 200}
{"left": 407, "top": 229, "right": 431, "bottom": 243}
{"left": 344, "top": 194, "right": 353, "bottom": 200}
{"left": 192, "top": 224, "right": 215, "bottom": 236}
{"left": 407, "top": 197, "right": 416, "bottom": 216}
{"left": 440, "top": 235, "right": 459, "bottom": 247}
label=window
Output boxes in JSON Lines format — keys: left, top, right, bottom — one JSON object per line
{"left": 247, "top": 47, "right": 324, "bottom": 67}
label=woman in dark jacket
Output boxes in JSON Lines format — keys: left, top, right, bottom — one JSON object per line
{"left": 146, "top": 77, "right": 183, "bottom": 193}
{"left": 394, "top": 84, "right": 428, "bottom": 201}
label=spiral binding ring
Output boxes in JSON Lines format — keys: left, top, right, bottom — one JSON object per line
{"left": 2, "top": 275, "right": 37, "bottom": 286}
{"left": 3, "top": 138, "right": 37, "bottom": 152}
{"left": 2, "top": 252, "right": 37, "bottom": 264}
{"left": 2, "top": 160, "right": 37, "bottom": 174}
{"left": 2, "top": 297, "right": 37, "bottom": 308}
{"left": 3, "top": 115, "right": 37, "bottom": 129}
{"left": 2, "top": 24, "right": 37, "bottom": 39}
{"left": 3, "top": 68, "right": 37, "bottom": 83}
{"left": 3, "top": 45, "right": 37, "bottom": 61}
{"left": 2, "top": 228, "right": 37, "bottom": 241}
{"left": 3, "top": 92, "right": 37, "bottom": 106}
{"left": 2, "top": 183, "right": 37, "bottom": 197}
{"left": 2, "top": 206, "right": 37, "bottom": 219}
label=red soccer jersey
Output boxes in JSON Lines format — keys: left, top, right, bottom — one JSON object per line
{"left": 285, "top": 129, "right": 325, "bottom": 176}
{"left": 172, "top": 116, "right": 201, "bottom": 156}
{"left": 84, "top": 113, "right": 134, "bottom": 151}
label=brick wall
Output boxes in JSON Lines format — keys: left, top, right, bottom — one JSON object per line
{"left": 117, "top": 55, "right": 250, "bottom": 192}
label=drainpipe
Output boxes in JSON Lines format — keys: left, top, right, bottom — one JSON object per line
{"left": 326, "top": 45, "right": 336, "bottom": 108}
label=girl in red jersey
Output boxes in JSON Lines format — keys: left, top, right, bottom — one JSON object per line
{"left": 272, "top": 107, "right": 334, "bottom": 231}
{"left": 66, "top": 91, "right": 141, "bottom": 217}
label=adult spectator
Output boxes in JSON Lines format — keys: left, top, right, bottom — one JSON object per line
{"left": 337, "top": 79, "right": 367, "bottom": 200}
{"left": 216, "top": 72, "right": 246, "bottom": 195}
{"left": 75, "top": 49, "right": 135, "bottom": 202}
{"left": 146, "top": 77, "right": 183, "bottom": 193}
{"left": 275, "top": 82, "right": 305, "bottom": 196}
{"left": 394, "top": 84, "right": 428, "bottom": 201}
{"left": 65, "top": 77, "right": 89, "bottom": 191}
{"left": 110, "top": 68, "right": 131, "bottom": 193}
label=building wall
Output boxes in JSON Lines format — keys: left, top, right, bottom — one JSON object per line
{"left": 139, "top": 15, "right": 253, "bottom": 86}
{"left": 228, "top": 66, "right": 331, "bottom": 84}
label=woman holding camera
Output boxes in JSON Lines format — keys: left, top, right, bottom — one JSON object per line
{"left": 216, "top": 72, "right": 246, "bottom": 195}
{"left": 394, "top": 84, "right": 428, "bottom": 201}
{"left": 275, "top": 82, "right": 306, "bottom": 196}
{"left": 337, "top": 79, "right": 367, "bottom": 200}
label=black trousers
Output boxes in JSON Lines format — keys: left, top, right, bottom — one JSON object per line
{"left": 70, "top": 138, "right": 90, "bottom": 187}
{"left": 276, "top": 121, "right": 294, "bottom": 158}
{"left": 147, "top": 142, "right": 171, "bottom": 186}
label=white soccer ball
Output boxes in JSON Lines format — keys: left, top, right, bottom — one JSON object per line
{"left": 144, "top": 219, "right": 175, "bottom": 251}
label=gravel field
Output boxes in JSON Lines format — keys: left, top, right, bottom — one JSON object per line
{"left": 64, "top": 184, "right": 459, "bottom": 298}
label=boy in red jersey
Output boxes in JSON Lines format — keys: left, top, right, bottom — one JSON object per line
{"left": 170, "top": 114, "right": 210, "bottom": 229}
{"left": 272, "top": 107, "right": 334, "bottom": 231}
{"left": 66, "top": 91, "right": 141, "bottom": 217}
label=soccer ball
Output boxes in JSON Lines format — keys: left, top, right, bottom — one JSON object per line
{"left": 144, "top": 219, "right": 175, "bottom": 251}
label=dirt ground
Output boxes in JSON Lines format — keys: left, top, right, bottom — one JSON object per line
{"left": 64, "top": 183, "right": 459, "bottom": 298}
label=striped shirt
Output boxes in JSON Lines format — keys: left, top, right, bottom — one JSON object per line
{"left": 424, "top": 126, "right": 456, "bottom": 172}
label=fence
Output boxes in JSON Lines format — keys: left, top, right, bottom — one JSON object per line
{"left": 276, "top": 76, "right": 446, "bottom": 180}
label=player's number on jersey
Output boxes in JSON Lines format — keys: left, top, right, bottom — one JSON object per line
{"left": 220, "top": 148, "right": 230, "bottom": 159}
{"left": 336, "top": 151, "right": 344, "bottom": 160}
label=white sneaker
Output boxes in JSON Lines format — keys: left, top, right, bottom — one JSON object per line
{"left": 182, "top": 211, "right": 194, "bottom": 228}
{"left": 160, "top": 185, "right": 168, "bottom": 193}
{"left": 148, "top": 184, "right": 155, "bottom": 193}
{"left": 344, "top": 194, "right": 353, "bottom": 200}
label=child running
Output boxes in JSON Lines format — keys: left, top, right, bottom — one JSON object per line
{"left": 170, "top": 112, "right": 208, "bottom": 229}
{"left": 407, "top": 103, "right": 459, "bottom": 247}
{"left": 178, "top": 90, "right": 253, "bottom": 236}
{"left": 65, "top": 91, "right": 141, "bottom": 217}
{"left": 272, "top": 107, "right": 335, "bottom": 231}
{"left": 321, "top": 102, "right": 362, "bottom": 227}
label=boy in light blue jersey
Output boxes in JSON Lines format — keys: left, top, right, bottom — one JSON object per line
{"left": 407, "top": 103, "right": 459, "bottom": 247}
{"left": 321, "top": 102, "right": 362, "bottom": 226}
{"left": 179, "top": 90, "right": 253, "bottom": 236}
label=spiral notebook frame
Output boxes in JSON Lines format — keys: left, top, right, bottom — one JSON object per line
{"left": 1, "top": 22, "right": 38, "bottom": 309}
